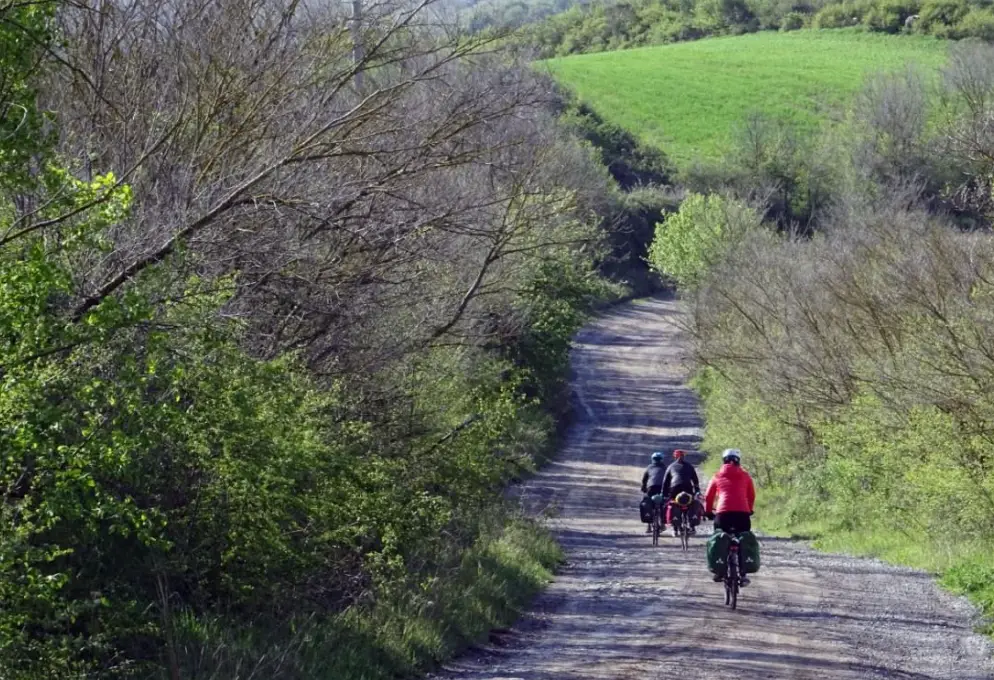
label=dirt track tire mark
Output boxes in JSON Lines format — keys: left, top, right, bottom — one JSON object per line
{"left": 432, "top": 297, "right": 994, "bottom": 680}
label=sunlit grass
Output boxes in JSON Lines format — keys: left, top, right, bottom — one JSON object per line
{"left": 754, "top": 485, "right": 994, "bottom": 636}
{"left": 542, "top": 30, "right": 950, "bottom": 168}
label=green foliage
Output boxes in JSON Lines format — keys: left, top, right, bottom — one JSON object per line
{"left": 514, "top": 255, "right": 626, "bottom": 408}
{"left": 557, "top": 103, "right": 673, "bottom": 189}
{"left": 780, "top": 11, "right": 809, "bottom": 29}
{"left": 812, "top": 2, "right": 870, "bottom": 27}
{"left": 950, "top": 7, "right": 994, "bottom": 37}
{"left": 158, "top": 518, "right": 562, "bottom": 680}
{"left": 0, "top": 2, "right": 618, "bottom": 674}
{"left": 688, "top": 195, "right": 994, "bottom": 640}
{"left": 917, "top": 0, "right": 970, "bottom": 33}
{"left": 943, "top": 558, "right": 994, "bottom": 634}
{"left": 865, "top": 0, "right": 921, "bottom": 31}
{"left": 542, "top": 31, "right": 949, "bottom": 169}
{"left": 0, "top": 2, "right": 54, "bottom": 190}
{"left": 603, "top": 187, "right": 681, "bottom": 293}
{"left": 0, "top": 228, "right": 369, "bottom": 674}
{"left": 513, "top": 0, "right": 994, "bottom": 65}
{"left": 519, "top": 0, "right": 761, "bottom": 58}
{"left": 647, "top": 193, "right": 761, "bottom": 287}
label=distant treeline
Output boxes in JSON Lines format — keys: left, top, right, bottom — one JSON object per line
{"left": 469, "top": 0, "right": 994, "bottom": 57}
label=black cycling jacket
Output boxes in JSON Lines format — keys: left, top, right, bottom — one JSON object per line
{"left": 661, "top": 459, "right": 700, "bottom": 498}
{"left": 641, "top": 462, "right": 666, "bottom": 493}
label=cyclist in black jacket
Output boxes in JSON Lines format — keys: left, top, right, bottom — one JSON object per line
{"left": 661, "top": 450, "right": 702, "bottom": 535}
{"left": 639, "top": 451, "right": 667, "bottom": 533}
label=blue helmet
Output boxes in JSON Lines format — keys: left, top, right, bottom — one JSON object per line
{"left": 651, "top": 451, "right": 665, "bottom": 463}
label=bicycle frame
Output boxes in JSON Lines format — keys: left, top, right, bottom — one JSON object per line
{"left": 724, "top": 535, "right": 742, "bottom": 609}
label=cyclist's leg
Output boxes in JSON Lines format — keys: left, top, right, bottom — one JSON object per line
{"left": 644, "top": 485, "right": 661, "bottom": 532}
{"left": 715, "top": 511, "right": 751, "bottom": 534}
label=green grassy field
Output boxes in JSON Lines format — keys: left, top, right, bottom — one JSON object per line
{"left": 542, "top": 30, "right": 950, "bottom": 167}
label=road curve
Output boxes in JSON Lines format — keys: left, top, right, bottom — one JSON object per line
{"left": 433, "top": 297, "right": 994, "bottom": 680}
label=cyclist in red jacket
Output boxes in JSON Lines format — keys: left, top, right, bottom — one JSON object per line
{"left": 704, "top": 449, "right": 756, "bottom": 584}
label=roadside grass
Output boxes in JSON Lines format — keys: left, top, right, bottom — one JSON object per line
{"left": 753, "top": 487, "right": 994, "bottom": 636}
{"left": 699, "top": 437, "right": 994, "bottom": 635}
{"left": 541, "top": 30, "right": 949, "bottom": 168}
{"left": 169, "top": 519, "right": 562, "bottom": 680}
{"left": 327, "top": 519, "right": 563, "bottom": 679}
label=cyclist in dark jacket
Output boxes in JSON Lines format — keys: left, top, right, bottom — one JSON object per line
{"left": 661, "top": 449, "right": 700, "bottom": 498}
{"left": 662, "top": 450, "right": 702, "bottom": 535}
{"left": 641, "top": 451, "right": 667, "bottom": 496}
{"left": 640, "top": 451, "right": 667, "bottom": 532}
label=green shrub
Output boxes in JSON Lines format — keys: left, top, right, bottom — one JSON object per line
{"left": 953, "top": 7, "right": 994, "bottom": 38}
{"left": 165, "top": 519, "right": 564, "bottom": 680}
{"left": 748, "top": 0, "right": 796, "bottom": 29}
{"left": 917, "top": 0, "right": 969, "bottom": 34}
{"left": 813, "top": 2, "right": 869, "bottom": 27}
{"left": 646, "top": 192, "right": 762, "bottom": 288}
{"left": 780, "top": 10, "right": 809, "bottom": 29}
{"left": 942, "top": 557, "right": 994, "bottom": 634}
{"left": 696, "top": 0, "right": 759, "bottom": 26}
{"left": 865, "top": 0, "right": 921, "bottom": 31}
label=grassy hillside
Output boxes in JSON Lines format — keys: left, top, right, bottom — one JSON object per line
{"left": 543, "top": 30, "right": 950, "bottom": 167}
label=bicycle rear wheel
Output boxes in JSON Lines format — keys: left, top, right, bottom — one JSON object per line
{"left": 680, "top": 518, "right": 689, "bottom": 551}
{"left": 728, "top": 553, "right": 739, "bottom": 610}
{"left": 652, "top": 510, "right": 660, "bottom": 546}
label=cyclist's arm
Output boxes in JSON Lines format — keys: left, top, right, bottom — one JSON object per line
{"left": 640, "top": 469, "right": 648, "bottom": 493}
{"left": 688, "top": 465, "right": 701, "bottom": 494}
{"left": 661, "top": 467, "right": 672, "bottom": 497}
{"left": 746, "top": 474, "right": 756, "bottom": 513}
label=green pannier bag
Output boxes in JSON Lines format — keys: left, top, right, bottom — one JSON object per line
{"left": 706, "top": 530, "right": 732, "bottom": 576}
{"left": 707, "top": 529, "right": 761, "bottom": 575}
{"left": 739, "top": 530, "right": 761, "bottom": 574}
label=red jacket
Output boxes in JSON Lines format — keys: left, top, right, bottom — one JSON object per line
{"left": 705, "top": 463, "right": 755, "bottom": 515}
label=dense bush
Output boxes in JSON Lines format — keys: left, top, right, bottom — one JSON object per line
{"left": 864, "top": 0, "right": 921, "bottom": 31}
{"left": 553, "top": 98, "right": 675, "bottom": 294}
{"left": 557, "top": 102, "right": 674, "bottom": 190}
{"left": 0, "top": 0, "right": 630, "bottom": 676}
{"left": 916, "top": 0, "right": 970, "bottom": 32}
{"left": 812, "top": 2, "right": 868, "bottom": 27}
{"left": 780, "top": 11, "right": 810, "bottom": 28}
{"left": 948, "top": 5, "right": 994, "bottom": 35}
{"left": 647, "top": 193, "right": 762, "bottom": 287}
{"left": 693, "top": 203, "right": 994, "bottom": 543}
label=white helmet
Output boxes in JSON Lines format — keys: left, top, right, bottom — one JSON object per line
{"left": 722, "top": 448, "right": 742, "bottom": 463}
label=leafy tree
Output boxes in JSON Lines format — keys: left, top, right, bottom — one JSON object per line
{"left": 647, "top": 192, "right": 762, "bottom": 288}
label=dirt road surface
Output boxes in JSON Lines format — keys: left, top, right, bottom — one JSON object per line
{"left": 433, "top": 297, "right": 994, "bottom": 680}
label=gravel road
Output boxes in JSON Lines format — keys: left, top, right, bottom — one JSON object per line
{"left": 432, "top": 297, "right": 994, "bottom": 680}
